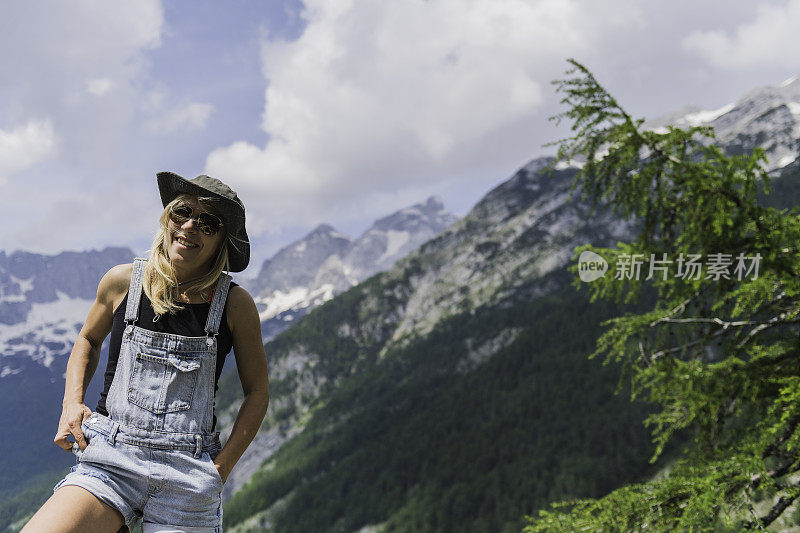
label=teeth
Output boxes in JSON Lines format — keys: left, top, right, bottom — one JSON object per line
{"left": 175, "top": 236, "right": 198, "bottom": 248}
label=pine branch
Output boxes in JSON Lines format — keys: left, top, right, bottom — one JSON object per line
{"left": 647, "top": 324, "right": 727, "bottom": 362}
{"left": 652, "top": 286, "right": 708, "bottom": 323}
{"left": 744, "top": 488, "right": 800, "bottom": 529}
{"left": 736, "top": 312, "right": 798, "bottom": 349}
{"left": 644, "top": 307, "right": 798, "bottom": 361}
{"left": 653, "top": 317, "right": 759, "bottom": 327}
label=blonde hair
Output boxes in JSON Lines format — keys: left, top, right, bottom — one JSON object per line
{"left": 143, "top": 194, "right": 230, "bottom": 316}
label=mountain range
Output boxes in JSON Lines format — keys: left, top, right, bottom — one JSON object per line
{"left": 241, "top": 195, "right": 458, "bottom": 339}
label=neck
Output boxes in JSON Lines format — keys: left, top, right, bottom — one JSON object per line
{"left": 173, "top": 262, "right": 213, "bottom": 286}
{"left": 176, "top": 274, "right": 205, "bottom": 287}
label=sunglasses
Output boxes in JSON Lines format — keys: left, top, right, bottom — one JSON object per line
{"left": 168, "top": 203, "right": 224, "bottom": 236}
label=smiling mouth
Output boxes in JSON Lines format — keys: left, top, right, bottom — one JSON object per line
{"left": 174, "top": 235, "right": 199, "bottom": 248}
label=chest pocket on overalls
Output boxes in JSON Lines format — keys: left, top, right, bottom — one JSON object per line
{"left": 128, "top": 351, "right": 202, "bottom": 414}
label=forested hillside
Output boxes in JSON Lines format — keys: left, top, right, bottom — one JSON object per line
{"left": 220, "top": 268, "right": 660, "bottom": 532}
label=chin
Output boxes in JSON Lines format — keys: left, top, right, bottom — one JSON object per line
{"left": 170, "top": 245, "right": 214, "bottom": 269}
{"left": 168, "top": 244, "right": 193, "bottom": 263}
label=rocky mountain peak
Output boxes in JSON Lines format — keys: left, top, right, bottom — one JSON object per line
{"left": 244, "top": 196, "right": 459, "bottom": 328}
{"left": 468, "top": 156, "right": 561, "bottom": 226}
{"left": 307, "top": 223, "right": 348, "bottom": 240}
{"left": 644, "top": 75, "right": 800, "bottom": 171}
{"left": 248, "top": 224, "right": 352, "bottom": 296}
{"left": 372, "top": 195, "right": 455, "bottom": 233}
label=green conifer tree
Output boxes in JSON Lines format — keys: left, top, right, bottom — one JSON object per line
{"left": 524, "top": 59, "right": 800, "bottom": 531}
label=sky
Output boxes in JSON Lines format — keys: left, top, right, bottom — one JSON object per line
{"left": 2, "top": 0, "right": 799, "bottom": 277}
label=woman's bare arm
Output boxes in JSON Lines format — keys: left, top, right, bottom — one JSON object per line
{"left": 215, "top": 285, "right": 270, "bottom": 482}
{"left": 54, "top": 263, "right": 131, "bottom": 452}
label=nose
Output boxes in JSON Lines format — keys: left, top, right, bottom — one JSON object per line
{"left": 181, "top": 218, "right": 199, "bottom": 233}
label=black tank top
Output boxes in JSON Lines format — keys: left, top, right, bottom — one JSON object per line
{"left": 94, "top": 282, "right": 237, "bottom": 432}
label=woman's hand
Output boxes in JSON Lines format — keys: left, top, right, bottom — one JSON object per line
{"left": 54, "top": 402, "right": 93, "bottom": 452}
{"left": 214, "top": 461, "right": 229, "bottom": 484}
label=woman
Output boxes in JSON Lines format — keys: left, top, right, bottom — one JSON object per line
{"left": 22, "top": 172, "right": 269, "bottom": 533}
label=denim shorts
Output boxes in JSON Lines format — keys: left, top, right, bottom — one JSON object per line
{"left": 53, "top": 414, "right": 224, "bottom": 532}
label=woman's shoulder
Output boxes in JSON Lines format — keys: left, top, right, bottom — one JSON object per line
{"left": 224, "top": 284, "right": 258, "bottom": 332}
{"left": 97, "top": 263, "right": 133, "bottom": 307}
{"left": 226, "top": 283, "right": 254, "bottom": 308}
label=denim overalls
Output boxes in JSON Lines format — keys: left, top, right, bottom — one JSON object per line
{"left": 54, "top": 258, "right": 231, "bottom": 532}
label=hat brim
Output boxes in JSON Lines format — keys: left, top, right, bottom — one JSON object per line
{"left": 156, "top": 171, "right": 250, "bottom": 272}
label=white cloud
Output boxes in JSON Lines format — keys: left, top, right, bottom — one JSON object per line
{"left": 142, "top": 86, "right": 214, "bottom": 133}
{"left": 86, "top": 78, "right": 115, "bottom": 96}
{"left": 146, "top": 102, "right": 214, "bottom": 133}
{"left": 683, "top": 0, "right": 800, "bottom": 69}
{"left": 206, "top": 0, "right": 643, "bottom": 232}
{"left": 0, "top": 119, "right": 56, "bottom": 184}
{"left": 0, "top": 2, "right": 163, "bottom": 169}
{"left": 0, "top": 2, "right": 163, "bottom": 102}
{"left": 0, "top": 1, "right": 164, "bottom": 252}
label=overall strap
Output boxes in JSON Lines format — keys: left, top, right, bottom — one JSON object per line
{"left": 124, "top": 258, "right": 147, "bottom": 325}
{"left": 204, "top": 273, "right": 232, "bottom": 337}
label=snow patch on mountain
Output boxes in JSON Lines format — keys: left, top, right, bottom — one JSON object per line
{"left": 0, "top": 366, "right": 22, "bottom": 378}
{"left": 683, "top": 103, "right": 735, "bottom": 126}
{"left": 0, "top": 292, "right": 91, "bottom": 369}
{"left": 255, "top": 284, "right": 336, "bottom": 322}
{"left": 781, "top": 75, "right": 798, "bottom": 88}
{"left": 554, "top": 160, "right": 584, "bottom": 170}
{"left": 1, "top": 275, "right": 33, "bottom": 303}
{"left": 377, "top": 230, "right": 411, "bottom": 264}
